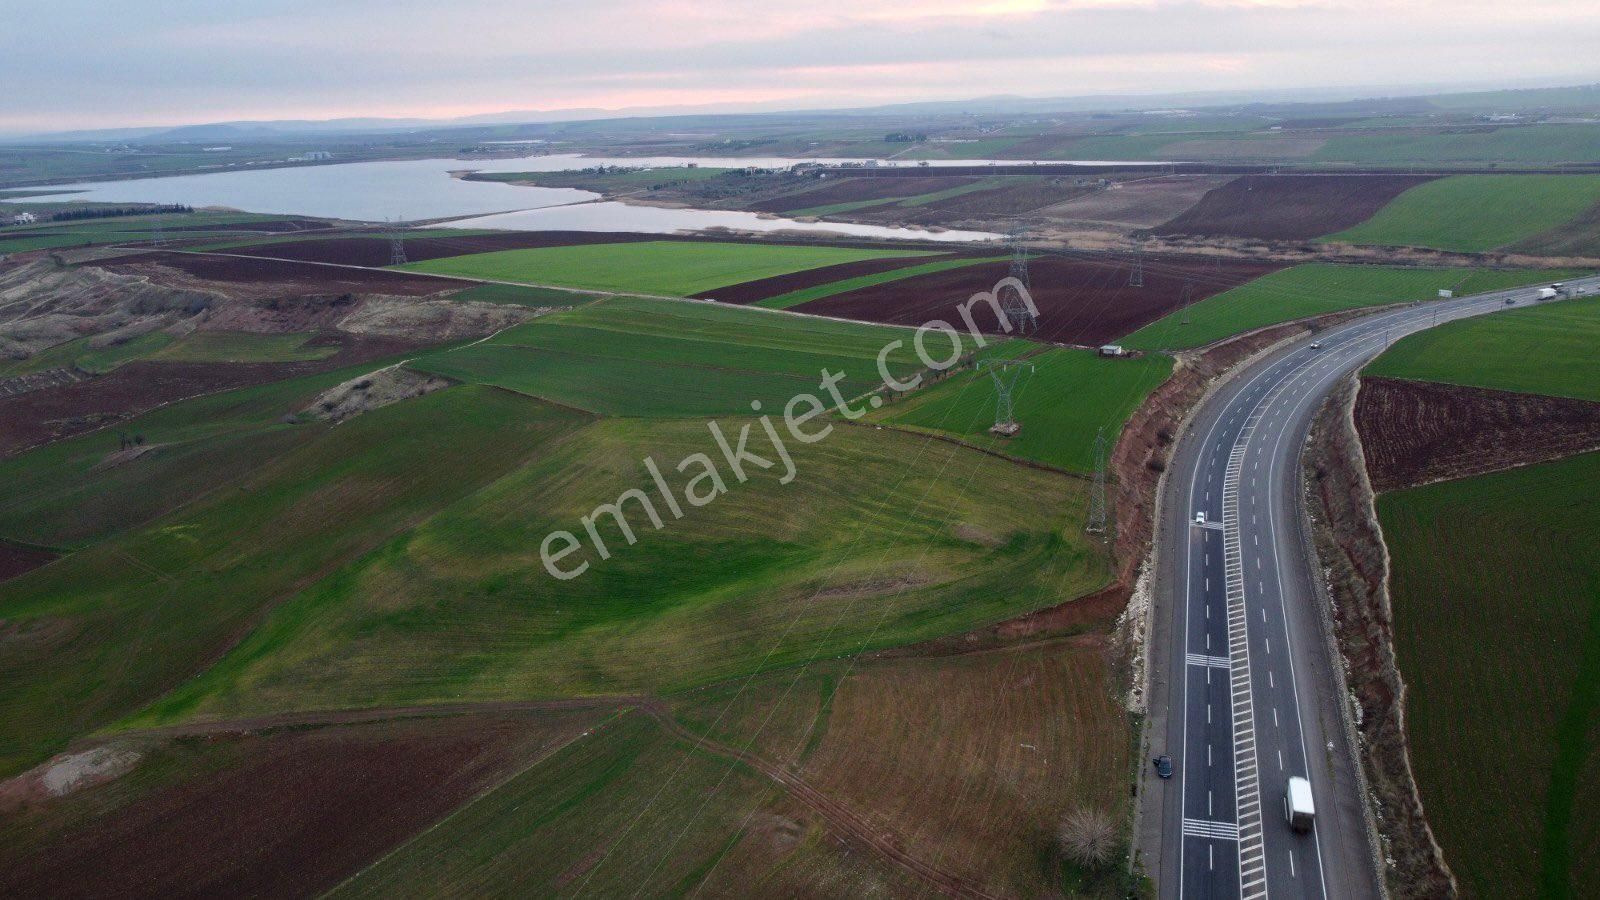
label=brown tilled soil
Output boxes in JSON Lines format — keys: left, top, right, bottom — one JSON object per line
{"left": 0, "top": 712, "right": 597, "bottom": 900}
{"left": 1303, "top": 376, "right": 1456, "bottom": 899}
{"left": 748, "top": 176, "right": 982, "bottom": 214}
{"left": 1037, "top": 176, "right": 1235, "bottom": 229}
{"left": 691, "top": 253, "right": 962, "bottom": 303}
{"left": 0, "top": 335, "right": 417, "bottom": 457}
{"left": 1152, "top": 174, "right": 1439, "bottom": 241}
{"left": 1355, "top": 376, "right": 1600, "bottom": 492}
{"left": 0, "top": 542, "right": 57, "bottom": 582}
{"left": 165, "top": 219, "right": 333, "bottom": 234}
{"left": 794, "top": 255, "right": 1284, "bottom": 346}
{"left": 216, "top": 231, "right": 671, "bottom": 268}
{"left": 99, "top": 251, "right": 473, "bottom": 297}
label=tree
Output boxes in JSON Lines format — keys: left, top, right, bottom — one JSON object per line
{"left": 1058, "top": 807, "right": 1118, "bottom": 866}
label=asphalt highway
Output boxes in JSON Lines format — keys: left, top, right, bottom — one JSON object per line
{"left": 1140, "top": 275, "right": 1600, "bottom": 899}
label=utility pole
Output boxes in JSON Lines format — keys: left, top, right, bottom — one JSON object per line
{"left": 980, "top": 358, "right": 1033, "bottom": 437}
{"left": 389, "top": 216, "right": 408, "bottom": 266}
{"left": 1086, "top": 427, "right": 1109, "bottom": 535}
{"left": 1128, "top": 252, "right": 1144, "bottom": 288}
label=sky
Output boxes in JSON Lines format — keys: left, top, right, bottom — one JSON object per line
{"left": 4, "top": 0, "right": 1600, "bottom": 133}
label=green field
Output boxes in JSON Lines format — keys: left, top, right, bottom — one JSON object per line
{"left": 871, "top": 346, "right": 1173, "bottom": 473}
{"left": 396, "top": 240, "right": 933, "bottom": 296}
{"left": 0, "top": 386, "right": 586, "bottom": 776}
{"left": 754, "top": 255, "right": 1006, "bottom": 309}
{"left": 328, "top": 711, "right": 790, "bottom": 897}
{"left": 1380, "top": 449, "right": 1600, "bottom": 899}
{"left": 1365, "top": 294, "right": 1600, "bottom": 401}
{"left": 0, "top": 354, "right": 429, "bottom": 549}
{"left": 1121, "top": 264, "right": 1587, "bottom": 351}
{"left": 409, "top": 295, "right": 978, "bottom": 417}
{"left": 126, "top": 416, "right": 1107, "bottom": 725}
{"left": 788, "top": 178, "right": 1009, "bottom": 217}
{"left": 1325, "top": 175, "right": 1600, "bottom": 252}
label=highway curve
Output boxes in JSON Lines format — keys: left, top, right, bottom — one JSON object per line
{"left": 1138, "top": 274, "right": 1600, "bottom": 899}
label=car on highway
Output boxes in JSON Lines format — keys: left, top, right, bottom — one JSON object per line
{"left": 1194, "top": 511, "right": 1206, "bottom": 525}
{"left": 1154, "top": 755, "right": 1174, "bottom": 779}
{"left": 1309, "top": 341, "right": 1322, "bottom": 350}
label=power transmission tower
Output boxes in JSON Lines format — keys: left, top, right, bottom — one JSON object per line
{"left": 980, "top": 358, "right": 1033, "bottom": 437}
{"left": 388, "top": 216, "right": 408, "bottom": 266}
{"left": 1002, "top": 230, "right": 1038, "bottom": 334}
{"left": 1086, "top": 427, "right": 1109, "bottom": 534}
{"left": 1128, "top": 253, "right": 1144, "bottom": 288}
{"left": 150, "top": 218, "right": 165, "bottom": 247}
{"left": 1179, "top": 282, "right": 1195, "bottom": 326}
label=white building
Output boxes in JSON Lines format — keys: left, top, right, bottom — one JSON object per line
{"left": 10, "top": 212, "right": 37, "bottom": 225}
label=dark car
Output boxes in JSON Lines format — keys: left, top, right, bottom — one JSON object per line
{"left": 1154, "top": 755, "right": 1174, "bottom": 779}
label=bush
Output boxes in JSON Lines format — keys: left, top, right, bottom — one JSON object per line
{"left": 1058, "top": 807, "right": 1118, "bottom": 866}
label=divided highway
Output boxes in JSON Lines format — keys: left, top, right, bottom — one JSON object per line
{"left": 1141, "top": 275, "right": 1600, "bottom": 899}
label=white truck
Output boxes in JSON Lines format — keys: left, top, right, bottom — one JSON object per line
{"left": 1537, "top": 287, "right": 1560, "bottom": 301}
{"left": 1285, "top": 776, "right": 1315, "bottom": 833}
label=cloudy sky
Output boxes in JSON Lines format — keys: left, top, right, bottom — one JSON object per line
{"left": 4, "top": 0, "right": 1599, "bottom": 132}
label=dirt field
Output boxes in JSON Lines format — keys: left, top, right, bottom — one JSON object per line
{"left": 0, "top": 543, "right": 56, "bottom": 582}
{"left": 0, "top": 711, "right": 598, "bottom": 899}
{"left": 750, "top": 176, "right": 982, "bottom": 214}
{"left": 0, "top": 335, "right": 416, "bottom": 456}
{"left": 1354, "top": 376, "right": 1600, "bottom": 492}
{"left": 793, "top": 255, "right": 1283, "bottom": 346}
{"left": 215, "top": 231, "right": 672, "bottom": 268}
{"left": 691, "top": 252, "right": 964, "bottom": 303}
{"left": 1037, "top": 176, "right": 1233, "bottom": 229}
{"left": 100, "top": 251, "right": 473, "bottom": 297}
{"left": 1153, "top": 174, "right": 1439, "bottom": 241}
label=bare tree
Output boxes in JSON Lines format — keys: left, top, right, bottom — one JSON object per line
{"left": 1058, "top": 807, "right": 1118, "bottom": 866}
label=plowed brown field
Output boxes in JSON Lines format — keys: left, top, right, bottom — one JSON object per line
{"left": 692, "top": 253, "right": 964, "bottom": 303}
{"left": 101, "top": 252, "right": 472, "bottom": 296}
{"left": 795, "top": 255, "right": 1283, "bottom": 346}
{"left": 1355, "top": 376, "right": 1600, "bottom": 492}
{"left": 0, "top": 712, "right": 598, "bottom": 899}
{"left": 1153, "top": 174, "right": 1438, "bottom": 241}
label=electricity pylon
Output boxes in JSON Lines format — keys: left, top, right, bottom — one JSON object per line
{"left": 1086, "top": 427, "right": 1109, "bottom": 534}
{"left": 389, "top": 216, "right": 408, "bottom": 266}
{"left": 981, "top": 358, "right": 1033, "bottom": 437}
{"left": 1002, "top": 230, "right": 1037, "bottom": 334}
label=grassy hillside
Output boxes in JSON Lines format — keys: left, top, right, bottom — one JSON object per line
{"left": 1379, "top": 449, "right": 1600, "bottom": 900}
{"left": 0, "top": 387, "right": 587, "bottom": 776}
{"left": 396, "top": 240, "right": 933, "bottom": 296}
{"left": 1121, "top": 264, "right": 1585, "bottom": 351}
{"left": 124, "top": 418, "right": 1109, "bottom": 724}
{"left": 1325, "top": 175, "right": 1600, "bottom": 252}
{"left": 871, "top": 345, "right": 1173, "bottom": 473}
{"left": 0, "top": 354, "right": 422, "bottom": 548}
{"left": 408, "top": 295, "right": 981, "bottom": 417}
{"left": 1365, "top": 294, "right": 1600, "bottom": 401}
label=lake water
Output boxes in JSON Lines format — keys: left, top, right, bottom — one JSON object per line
{"left": 15, "top": 153, "right": 1160, "bottom": 243}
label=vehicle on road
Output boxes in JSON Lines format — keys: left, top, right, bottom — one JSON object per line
{"left": 1309, "top": 341, "right": 1322, "bottom": 350}
{"left": 1194, "top": 511, "right": 1206, "bottom": 525}
{"left": 1538, "top": 287, "right": 1560, "bottom": 300}
{"left": 1154, "top": 755, "right": 1174, "bottom": 779}
{"left": 1505, "top": 297, "right": 1517, "bottom": 305}
{"left": 1285, "top": 776, "right": 1316, "bottom": 833}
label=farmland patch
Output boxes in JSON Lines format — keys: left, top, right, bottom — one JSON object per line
{"left": 1153, "top": 174, "right": 1438, "bottom": 241}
